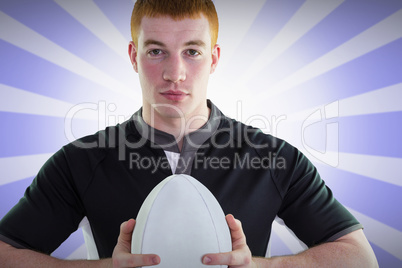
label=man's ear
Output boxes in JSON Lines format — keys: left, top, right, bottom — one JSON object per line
{"left": 210, "top": 44, "right": 221, "bottom": 74}
{"left": 128, "top": 41, "right": 138, "bottom": 73}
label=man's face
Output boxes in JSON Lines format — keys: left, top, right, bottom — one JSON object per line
{"left": 129, "top": 15, "right": 220, "bottom": 125}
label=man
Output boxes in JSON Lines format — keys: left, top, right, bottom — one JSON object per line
{"left": 0, "top": 0, "right": 378, "bottom": 267}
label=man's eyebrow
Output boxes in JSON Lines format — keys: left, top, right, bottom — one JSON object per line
{"left": 185, "top": 40, "right": 207, "bottom": 48}
{"left": 143, "top": 39, "right": 207, "bottom": 48}
{"left": 143, "top": 39, "right": 166, "bottom": 47}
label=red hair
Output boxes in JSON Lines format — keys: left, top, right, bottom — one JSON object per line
{"left": 131, "top": 0, "right": 219, "bottom": 48}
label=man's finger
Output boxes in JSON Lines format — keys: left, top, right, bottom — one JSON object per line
{"left": 226, "top": 214, "right": 247, "bottom": 247}
{"left": 118, "top": 219, "right": 136, "bottom": 245}
{"left": 226, "top": 214, "right": 241, "bottom": 231}
{"left": 202, "top": 251, "right": 250, "bottom": 266}
{"left": 114, "top": 219, "right": 161, "bottom": 267}
{"left": 113, "top": 253, "right": 160, "bottom": 267}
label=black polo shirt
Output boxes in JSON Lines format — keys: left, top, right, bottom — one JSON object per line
{"left": 0, "top": 101, "right": 362, "bottom": 258}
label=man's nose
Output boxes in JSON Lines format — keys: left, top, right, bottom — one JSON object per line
{"left": 163, "top": 55, "right": 186, "bottom": 83}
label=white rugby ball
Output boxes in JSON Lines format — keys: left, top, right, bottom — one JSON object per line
{"left": 131, "top": 174, "right": 232, "bottom": 267}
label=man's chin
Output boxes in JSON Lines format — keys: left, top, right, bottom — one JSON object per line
{"left": 148, "top": 105, "right": 189, "bottom": 123}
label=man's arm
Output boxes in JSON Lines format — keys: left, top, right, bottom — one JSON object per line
{"left": 253, "top": 229, "right": 378, "bottom": 268}
{"left": 0, "top": 219, "right": 160, "bottom": 268}
{"left": 203, "top": 215, "right": 378, "bottom": 268}
{"left": 0, "top": 240, "right": 112, "bottom": 268}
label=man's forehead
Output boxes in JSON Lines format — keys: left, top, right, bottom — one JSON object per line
{"left": 138, "top": 15, "right": 211, "bottom": 43}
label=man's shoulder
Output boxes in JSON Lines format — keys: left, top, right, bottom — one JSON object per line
{"left": 56, "top": 118, "right": 141, "bottom": 165}
{"left": 65, "top": 118, "right": 137, "bottom": 151}
{"left": 217, "top": 115, "right": 292, "bottom": 152}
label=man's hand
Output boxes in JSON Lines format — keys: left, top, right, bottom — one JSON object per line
{"left": 112, "top": 219, "right": 160, "bottom": 268}
{"left": 201, "top": 215, "right": 378, "bottom": 268}
{"left": 202, "top": 214, "right": 257, "bottom": 268}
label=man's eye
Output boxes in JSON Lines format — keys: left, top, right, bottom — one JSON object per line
{"left": 187, "top": 49, "right": 200, "bottom": 56}
{"left": 149, "top": 49, "right": 162, "bottom": 56}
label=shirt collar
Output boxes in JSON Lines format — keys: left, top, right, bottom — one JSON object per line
{"left": 132, "top": 100, "right": 221, "bottom": 153}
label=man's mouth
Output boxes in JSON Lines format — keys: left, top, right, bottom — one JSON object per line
{"left": 160, "top": 90, "right": 189, "bottom": 101}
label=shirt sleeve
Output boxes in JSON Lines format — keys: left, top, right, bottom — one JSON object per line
{"left": 0, "top": 148, "right": 86, "bottom": 254}
{"left": 272, "top": 141, "right": 363, "bottom": 247}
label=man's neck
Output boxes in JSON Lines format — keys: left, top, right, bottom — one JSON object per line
{"left": 142, "top": 106, "right": 211, "bottom": 151}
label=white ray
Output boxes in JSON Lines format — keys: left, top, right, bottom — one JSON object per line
{"left": 54, "top": 0, "right": 130, "bottom": 61}
{"left": 238, "top": 0, "right": 344, "bottom": 85}
{"left": 347, "top": 207, "right": 402, "bottom": 261}
{"left": 263, "top": 8, "right": 402, "bottom": 97}
{"left": 339, "top": 83, "right": 402, "bottom": 117}
{"left": 0, "top": 84, "right": 97, "bottom": 120}
{"left": 213, "top": 0, "right": 267, "bottom": 71}
{"left": 336, "top": 153, "right": 402, "bottom": 187}
{"left": 309, "top": 152, "right": 402, "bottom": 187}
{"left": 281, "top": 83, "right": 402, "bottom": 123}
{"left": 270, "top": 82, "right": 402, "bottom": 142}
{"left": 0, "top": 154, "right": 53, "bottom": 186}
{"left": 65, "top": 243, "right": 87, "bottom": 260}
{"left": 0, "top": 11, "right": 134, "bottom": 99}
{"left": 271, "top": 217, "right": 308, "bottom": 255}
